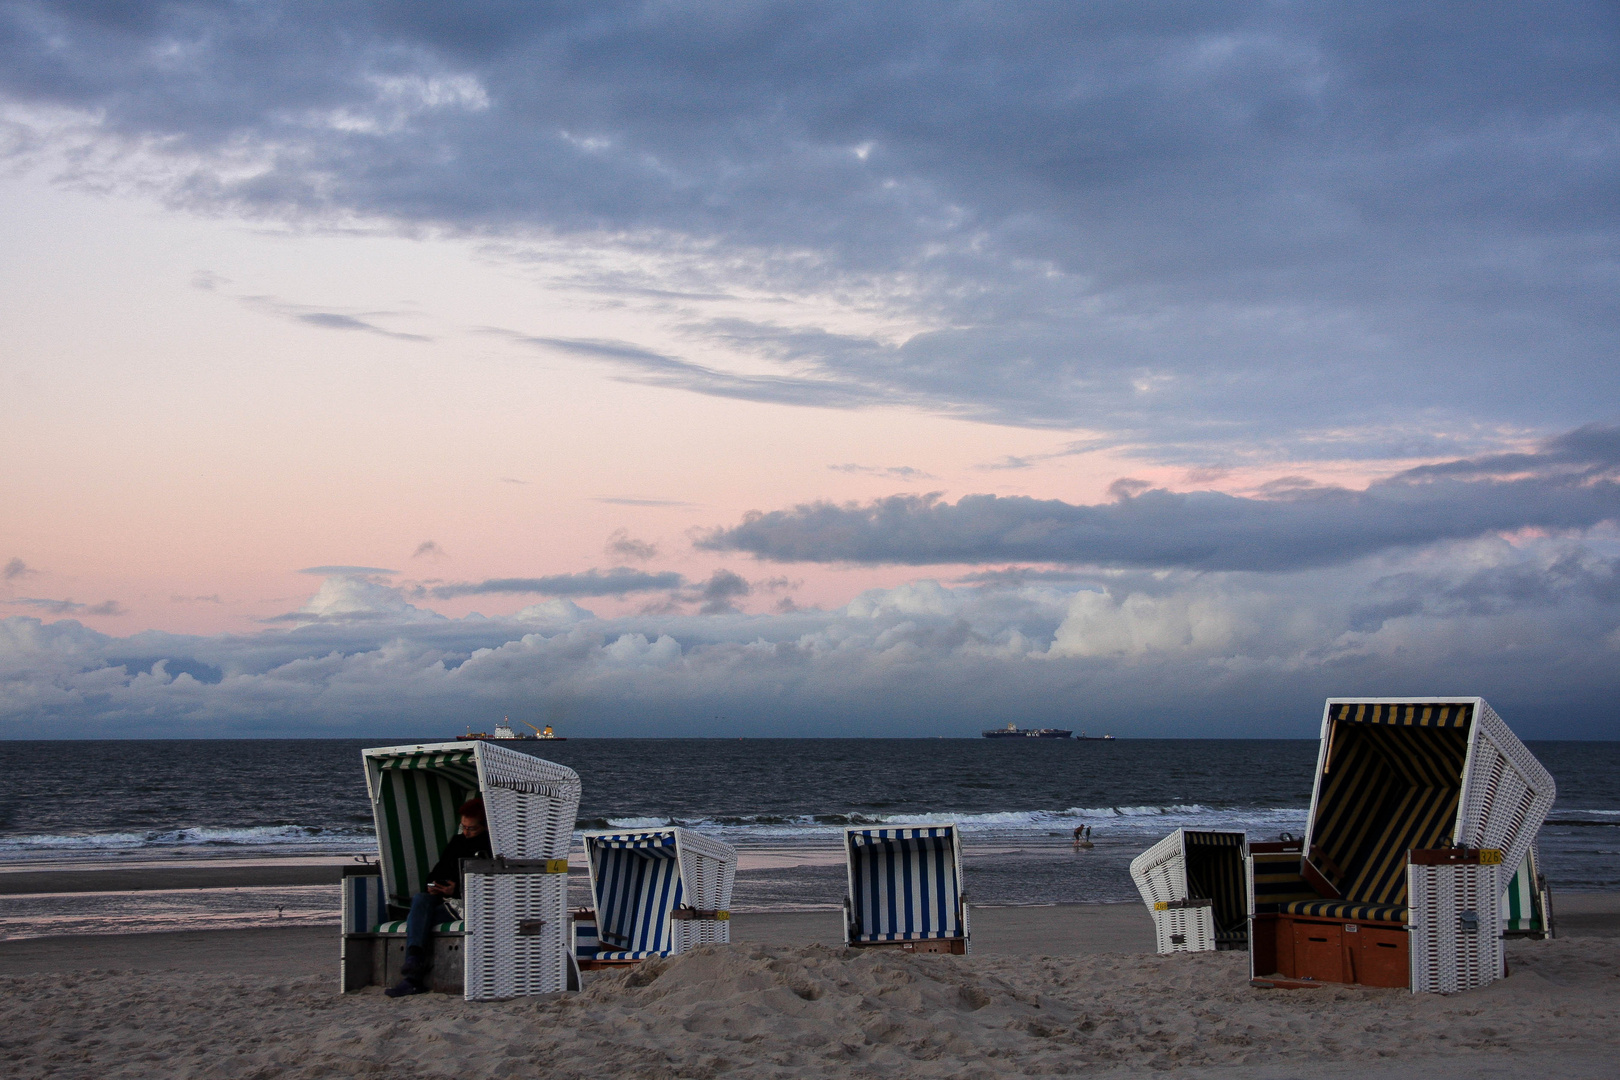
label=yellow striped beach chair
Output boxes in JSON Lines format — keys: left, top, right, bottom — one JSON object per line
{"left": 1248, "top": 698, "right": 1555, "bottom": 993}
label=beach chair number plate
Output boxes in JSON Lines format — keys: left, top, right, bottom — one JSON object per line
{"left": 517, "top": 920, "right": 546, "bottom": 937}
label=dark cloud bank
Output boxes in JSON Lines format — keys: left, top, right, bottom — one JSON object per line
{"left": 2, "top": 2, "right": 1617, "bottom": 452}
{"left": 702, "top": 426, "right": 1620, "bottom": 570}
{"left": 3, "top": 529, "right": 1617, "bottom": 738}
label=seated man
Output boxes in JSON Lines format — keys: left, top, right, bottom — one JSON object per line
{"left": 386, "top": 797, "right": 492, "bottom": 997}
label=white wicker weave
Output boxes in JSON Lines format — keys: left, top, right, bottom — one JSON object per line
{"left": 1408, "top": 860, "right": 1504, "bottom": 994}
{"left": 464, "top": 868, "right": 573, "bottom": 1000}
{"left": 1131, "top": 830, "right": 1190, "bottom": 908}
{"left": 1455, "top": 700, "right": 1556, "bottom": 883}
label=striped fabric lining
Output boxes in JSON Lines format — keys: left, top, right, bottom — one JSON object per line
{"left": 1250, "top": 854, "right": 1319, "bottom": 912}
{"left": 848, "top": 828, "right": 962, "bottom": 942}
{"left": 589, "top": 832, "right": 685, "bottom": 954}
{"left": 374, "top": 920, "right": 466, "bottom": 934}
{"left": 371, "top": 751, "right": 478, "bottom": 903}
{"left": 1280, "top": 900, "right": 1407, "bottom": 922}
{"left": 1503, "top": 848, "right": 1543, "bottom": 932}
{"left": 1330, "top": 702, "right": 1473, "bottom": 728}
{"left": 342, "top": 873, "right": 389, "bottom": 933}
{"left": 1183, "top": 832, "right": 1247, "bottom": 940}
{"left": 1309, "top": 711, "right": 1469, "bottom": 913}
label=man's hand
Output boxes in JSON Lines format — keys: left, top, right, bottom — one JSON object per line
{"left": 427, "top": 880, "right": 456, "bottom": 898}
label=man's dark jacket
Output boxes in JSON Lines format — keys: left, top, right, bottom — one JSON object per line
{"left": 427, "top": 830, "right": 492, "bottom": 895}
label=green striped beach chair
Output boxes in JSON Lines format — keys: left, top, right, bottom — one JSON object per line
{"left": 341, "top": 741, "right": 582, "bottom": 999}
{"left": 1248, "top": 698, "right": 1555, "bottom": 994}
{"left": 1131, "top": 829, "right": 1249, "bottom": 953}
{"left": 1502, "top": 843, "right": 1554, "bottom": 939}
{"left": 843, "top": 825, "right": 970, "bottom": 954}
{"left": 573, "top": 827, "right": 737, "bottom": 969}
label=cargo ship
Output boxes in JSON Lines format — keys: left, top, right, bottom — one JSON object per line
{"left": 982, "top": 723, "right": 1074, "bottom": 739}
{"left": 456, "top": 719, "right": 566, "bottom": 742}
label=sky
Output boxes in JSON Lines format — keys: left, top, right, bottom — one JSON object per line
{"left": 1, "top": 1, "right": 1617, "bottom": 738}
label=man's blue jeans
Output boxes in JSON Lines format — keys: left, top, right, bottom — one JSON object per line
{"left": 405, "top": 892, "right": 451, "bottom": 955}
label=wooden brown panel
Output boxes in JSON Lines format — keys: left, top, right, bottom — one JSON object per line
{"left": 1350, "top": 925, "right": 1410, "bottom": 988}
{"left": 1250, "top": 915, "right": 1279, "bottom": 977}
{"left": 1291, "top": 921, "right": 1346, "bottom": 984}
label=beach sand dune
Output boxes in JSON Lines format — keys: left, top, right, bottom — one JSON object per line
{"left": 3, "top": 937, "right": 1616, "bottom": 1079}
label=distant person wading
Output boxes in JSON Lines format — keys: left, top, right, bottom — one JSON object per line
{"left": 386, "top": 798, "right": 491, "bottom": 998}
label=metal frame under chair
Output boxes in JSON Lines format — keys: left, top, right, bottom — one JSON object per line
{"left": 843, "top": 825, "right": 970, "bottom": 955}
{"left": 1131, "top": 829, "right": 1249, "bottom": 953}
{"left": 340, "top": 741, "right": 583, "bottom": 999}
{"left": 573, "top": 827, "right": 737, "bottom": 970}
{"left": 1248, "top": 697, "right": 1555, "bottom": 994}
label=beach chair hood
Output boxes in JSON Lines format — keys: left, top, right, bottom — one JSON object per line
{"left": 1298, "top": 698, "right": 1554, "bottom": 922}
{"left": 362, "top": 741, "right": 581, "bottom": 905}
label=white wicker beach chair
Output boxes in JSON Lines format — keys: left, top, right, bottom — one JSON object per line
{"left": 843, "top": 825, "right": 970, "bottom": 954}
{"left": 1247, "top": 698, "right": 1555, "bottom": 993}
{"left": 340, "top": 741, "right": 582, "bottom": 1000}
{"left": 1131, "top": 829, "right": 1249, "bottom": 953}
{"left": 573, "top": 827, "right": 737, "bottom": 969}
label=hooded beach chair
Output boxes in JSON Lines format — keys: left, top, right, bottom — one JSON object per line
{"left": 1131, "top": 829, "right": 1249, "bottom": 953}
{"left": 843, "top": 825, "right": 970, "bottom": 954}
{"left": 573, "top": 827, "right": 737, "bottom": 969}
{"left": 1248, "top": 698, "right": 1555, "bottom": 993}
{"left": 340, "top": 741, "right": 582, "bottom": 999}
{"left": 1502, "top": 842, "right": 1554, "bottom": 940}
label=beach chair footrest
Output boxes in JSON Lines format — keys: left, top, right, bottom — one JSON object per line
{"left": 849, "top": 938, "right": 967, "bottom": 955}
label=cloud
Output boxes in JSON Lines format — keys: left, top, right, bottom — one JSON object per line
{"left": 235, "top": 294, "right": 432, "bottom": 342}
{"left": 4, "top": 533, "right": 1617, "bottom": 738}
{"left": 605, "top": 528, "right": 658, "bottom": 562}
{"left": 298, "top": 565, "right": 398, "bottom": 576}
{"left": 828, "top": 464, "right": 937, "bottom": 481}
{"left": 505, "top": 333, "right": 894, "bottom": 411}
{"left": 595, "top": 497, "right": 695, "bottom": 508}
{"left": 7, "top": 597, "right": 123, "bottom": 616}
{"left": 429, "top": 568, "right": 684, "bottom": 599}
{"left": 699, "top": 426, "right": 1620, "bottom": 571}
{"left": 697, "top": 569, "right": 751, "bottom": 615}
{"left": 3, "top": 558, "right": 34, "bottom": 581}
{"left": 6, "top": 5, "right": 1614, "bottom": 454}
{"left": 171, "top": 594, "right": 223, "bottom": 604}
{"left": 412, "top": 541, "right": 447, "bottom": 560}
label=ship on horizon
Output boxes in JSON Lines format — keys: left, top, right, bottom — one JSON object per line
{"left": 982, "top": 723, "right": 1074, "bottom": 739}
{"left": 456, "top": 718, "right": 567, "bottom": 742}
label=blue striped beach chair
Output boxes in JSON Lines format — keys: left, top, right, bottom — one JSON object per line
{"left": 843, "top": 825, "right": 969, "bottom": 954}
{"left": 1131, "top": 829, "right": 1249, "bottom": 953}
{"left": 1248, "top": 698, "right": 1555, "bottom": 994}
{"left": 575, "top": 827, "right": 737, "bottom": 969}
{"left": 341, "top": 740, "right": 582, "bottom": 999}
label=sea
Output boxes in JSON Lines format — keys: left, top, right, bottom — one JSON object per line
{"left": 2, "top": 739, "right": 1616, "bottom": 940}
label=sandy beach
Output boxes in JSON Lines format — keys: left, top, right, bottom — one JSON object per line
{"left": 3, "top": 891, "right": 1617, "bottom": 1078}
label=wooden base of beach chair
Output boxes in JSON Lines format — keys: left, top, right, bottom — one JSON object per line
{"left": 1250, "top": 913, "right": 1409, "bottom": 989}
{"left": 341, "top": 932, "right": 467, "bottom": 994}
{"left": 848, "top": 938, "right": 968, "bottom": 955}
